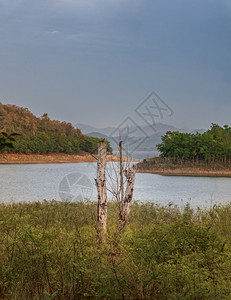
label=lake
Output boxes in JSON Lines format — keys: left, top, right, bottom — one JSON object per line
{"left": 0, "top": 162, "right": 231, "bottom": 208}
{"left": 113, "top": 150, "right": 159, "bottom": 160}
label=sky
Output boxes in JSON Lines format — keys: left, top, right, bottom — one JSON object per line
{"left": 0, "top": 0, "right": 230, "bottom": 130}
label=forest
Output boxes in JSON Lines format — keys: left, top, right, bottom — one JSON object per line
{"left": 0, "top": 102, "right": 112, "bottom": 154}
{"left": 157, "top": 124, "right": 231, "bottom": 162}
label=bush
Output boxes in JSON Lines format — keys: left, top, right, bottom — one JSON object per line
{"left": 0, "top": 201, "right": 231, "bottom": 299}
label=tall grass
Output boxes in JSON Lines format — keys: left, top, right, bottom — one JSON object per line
{"left": 0, "top": 200, "right": 231, "bottom": 299}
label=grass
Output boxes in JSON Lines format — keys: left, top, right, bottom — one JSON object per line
{"left": 1, "top": 200, "right": 231, "bottom": 299}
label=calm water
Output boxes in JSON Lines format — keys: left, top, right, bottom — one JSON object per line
{"left": 113, "top": 150, "right": 159, "bottom": 160}
{"left": 0, "top": 162, "right": 231, "bottom": 208}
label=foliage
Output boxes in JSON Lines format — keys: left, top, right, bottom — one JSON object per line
{"left": 0, "top": 102, "right": 112, "bottom": 154}
{"left": 157, "top": 124, "right": 231, "bottom": 162}
{"left": 0, "top": 132, "right": 20, "bottom": 151}
{"left": 0, "top": 200, "right": 231, "bottom": 299}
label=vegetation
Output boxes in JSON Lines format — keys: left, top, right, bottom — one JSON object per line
{"left": 0, "top": 102, "right": 112, "bottom": 154}
{"left": 0, "top": 132, "right": 20, "bottom": 151}
{"left": 1, "top": 200, "right": 231, "bottom": 299}
{"left": 157, "top": 124, "right": 231, "bottom": 163}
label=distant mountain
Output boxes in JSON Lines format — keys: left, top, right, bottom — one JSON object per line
{"left": 76, "top": 123, "right": 115, "bottom": 136}
{"left": 77, "top": 122, "right": 206, "bottom": 153}
{"left": 86, "top": 132, "right": 108, "bottom": 139}
{"left": 141, "top": 124, "right": 178, "bottom": 136}
{"left": 76, "top": 123, "right": 97, "bottom": 134}
{"left": 77, "top": 122, "right": 179, "bottom": 137}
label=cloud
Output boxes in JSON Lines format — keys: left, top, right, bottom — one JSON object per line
{"left": 46, "top": 30, "right": 59, "bottom": 35}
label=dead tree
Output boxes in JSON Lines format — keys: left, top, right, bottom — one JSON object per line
{"left": 119, "top": 141, "right": 124, "bottom": 221}
{"left": 118, "top": 141, "right": 136, "bottom": 231}
{"left": 95, "top": 140, "right": 107, "bottom": 243}
{"left": 123, "top": 166, "right": 136, "bottom": 219}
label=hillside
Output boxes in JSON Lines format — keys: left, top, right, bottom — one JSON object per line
{"left": 0, "top": 103, "right": 112, "bottom": 154}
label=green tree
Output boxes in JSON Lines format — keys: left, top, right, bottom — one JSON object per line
{"left": 0, "top": 132, "right": 20, "bottom": 151}
{"left": 157, "top": 124, "right": 231, "bottom": 163}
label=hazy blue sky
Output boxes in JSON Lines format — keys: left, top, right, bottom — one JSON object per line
{"left": 0, "top": 0, "right": 230, "bottom": 130}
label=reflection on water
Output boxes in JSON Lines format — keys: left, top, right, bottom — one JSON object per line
{"left": 0, "top": 162, "right": 231, "bottom": 208}
{"left": 113, "top": 150, "right": 159, "bottom": 160}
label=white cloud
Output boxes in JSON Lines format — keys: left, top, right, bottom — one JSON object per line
{"left": 46, "top": 30, "right": 59, "bottom": 35}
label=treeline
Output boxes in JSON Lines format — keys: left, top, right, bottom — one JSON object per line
{"left": 157, "top": 124, "right": 231, "bottom": 162}
{"left": 0, "top": 103, "right": 112, "bottom": 154}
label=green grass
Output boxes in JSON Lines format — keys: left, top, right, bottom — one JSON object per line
{"left": 1, "top": 200, "right": 231, "bottom": 299}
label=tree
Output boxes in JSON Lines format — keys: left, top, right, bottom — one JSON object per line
{"left": 157, "top": 124, "right": 231, "bottom": 163}
{"left": 95, "top": 141, "right": 137, "bottom": 243}
{"left": 0, "top": 102, "right": 113, "bottom": 155}
{"left": 0, "top": 132, "right": 20, "bottom": 151}
{"left": 95, "top": 141, "right": 107, "bottom": 243}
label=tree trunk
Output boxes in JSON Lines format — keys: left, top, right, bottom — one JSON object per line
{"left": 119, "top": 141, "right": 124, "bottom": 216}
{"left": 95, "top": 141, "right": 107, "bottom": 243}
{"left": 118, "top": 165, "right": 136, "bottom": 231}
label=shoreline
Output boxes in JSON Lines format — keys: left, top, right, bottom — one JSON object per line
{"left": 137, "top": 168, "right": 231, "bottom": 177}
{"left": 0, "top": 153, "right": 125, "bottom": 164}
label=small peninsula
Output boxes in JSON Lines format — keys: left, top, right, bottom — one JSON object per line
{"left": 137, "top": 124, "right": 231, "bottom": 177}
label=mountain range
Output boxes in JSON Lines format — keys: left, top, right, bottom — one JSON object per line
{"left": 76, "top": 123, "right": 205, "bottom": 155}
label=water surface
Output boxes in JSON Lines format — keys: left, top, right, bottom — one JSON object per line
{"left": 0, "top": 162, "right": 231, "bottom": 208}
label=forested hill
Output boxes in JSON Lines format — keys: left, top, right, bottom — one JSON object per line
{"left": 0, "top": 102, "right": 112, "bottom": 154}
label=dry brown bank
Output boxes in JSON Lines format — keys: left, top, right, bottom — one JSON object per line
{"left": 0, "top": 153, "right": 123, "bottom": 164}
